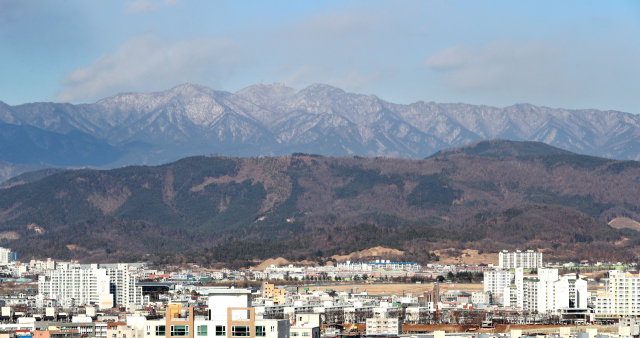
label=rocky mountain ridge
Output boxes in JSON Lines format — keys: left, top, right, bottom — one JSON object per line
{"left": 1, "top": 83, "right": 639, "bottom": 173}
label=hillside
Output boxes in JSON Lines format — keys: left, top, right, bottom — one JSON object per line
{"left": 0, "top": 161, "right": 55, "bottom": 184}
{"left": 427, "top": 139, "right": 575, "bottom": 158}
{"left": 0, "top": 168, "right": 68, "bottom": 189}
{"left": 2, "top": 83, "right": 640, "bottom": 177}
{"left": 1, "top": 142, "right": 640, "bottom": 265}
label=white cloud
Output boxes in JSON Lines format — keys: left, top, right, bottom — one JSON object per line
{"left": 424, "top": 41, "right": 566, "bottom": 92}
{"left": 57, "top": 34, "right": 241, "bottom": 102}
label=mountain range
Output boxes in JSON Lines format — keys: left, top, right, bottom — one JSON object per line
{"left": 2, "top": 140, "right": 640, "bottom": 265}
{"left": 1, "top": 83, "right": 640, "bottom": 178}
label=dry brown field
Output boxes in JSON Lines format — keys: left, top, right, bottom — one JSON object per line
{"left": 299, "top": 283, "right": 484, "bottom": 295}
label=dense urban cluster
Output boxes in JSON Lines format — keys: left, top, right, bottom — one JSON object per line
{"left": 0, "top": 248, "right": 638, "bottom": 338}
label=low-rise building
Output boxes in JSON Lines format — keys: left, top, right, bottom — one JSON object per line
{"left": 365, "top": 318, "right": 402, "bottom": 336}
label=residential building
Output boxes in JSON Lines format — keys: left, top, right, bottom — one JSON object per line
{"left": 335, "top": 260, "right": 421, "bottom": 272}
{"left": 471, "top": 292, "right": 490, "bottom": 305}
{"left": 594, "top": 293, "right": 613, "bottom": 317}
{"left": 38, "top": 265, "right": 113, "bottom": 308}
{"left": 107, "top": 325, "right": 144, "bottom": 338}
{"left": 508, "top": 268, "right": 587, "bottom": 315}
{"left": 0, "top": 247, "right": 17, "bottom": 264}
{"left": 260, "top": 283, "right": 286, "bottom": 304}
{"left": 365, "top": 318, "right": 402, "bottom": 336}
{"left": 595, "top": 270, "right": 640, "bottom": 318}
{"left": 290, "top": 314, "right": 320, "bottom": 338}
{"left": 483, "top": 270, "right": 513, "bottom": 301}
{"left": 104, "top": 264, "right": 147, "bottom": 309}
{"left": 38, "top": 264, "right": 147, "bottom": 309}
{"left": 499, "top": 250, "right": 543, "bottom": 269}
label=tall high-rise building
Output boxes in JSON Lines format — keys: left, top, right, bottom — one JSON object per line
{"left": 505, "top": 268, "right": 587, "bottom": 314}
{"left": 38, "top": 265, "right": 112, "bottom": 308}
{"left": 38, "top": 263, "right": 147, "bottom": 309}
{"left": 499, "top": 250, "right": 543, "bottom": 269}
{"left": 104, "top": 264, "right": 147, "bottom": 309}
{"left": 595, "top": 270, "right": 640, "bottom": 318}
{"left": 0, "top": 247, "right": 17, "bottom": 264}
{"left": 484, "top": 269, "right": 513, "bottom": 303}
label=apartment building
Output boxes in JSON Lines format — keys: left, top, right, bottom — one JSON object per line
{"left": 38, "top": 265, "right": 113, "bottom": 308}
{"left": 483, "top": 269, "right": 513, "bottom": 301}
{"left": 105, "top": 264, "right": 147, "bottom": 309}
{"left": 499, "top": 250, "right": 543, "bottom": 269}
{"left": 504, "top": 268, "right": 587, "bottom": 314}
{"left": 594, "top": 293, "right": 613, "bottom": 317}
{"left": 0, "top": 247, "right": 17, "bottom": 264}
{"left": 335, "top": 260, "right": 421, "bottom": 272}
{"left": 365, "top": 318, "right": 402, "bottom": 336}
{"left": 38, "top": 264, "right": 147, "bottom": 309}
{"left": 260, "top": 283, "right": 286, "bottom": 305}
{"left": 107, "top": 325, "right": 144, "bottom": 338}
{"left": 471, "top": 292, "right": 491, "bottom": 305}
{"left": 290, "top": 314, "right": 320, "bottom": 338}
{"left": 595, "top": 270, "right": 640, "bottom": 318}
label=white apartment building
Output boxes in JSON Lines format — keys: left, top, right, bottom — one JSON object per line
{"left": 505, "top": 268, "right": 587, "bottom": 315}
{"left": 499, "top": 250, "right": 543, "bottom": 269}
{"left": 472, "top": 292, "right": 491, "bottom": 305}
{"left": 595, "top": 293, "right": 613, "bottom": 316}
{"left": 105, "top": 264, "right": 147, "bottom": 309}
{"left": 38, "top": 265, "right": 113, "bottom": 308}
{"left": 484, "top": 269, "right": 513, "bottom": 301}
{"left": 0, "top": 247, "right": 17, "bottom": 264}
{"left": 107, "top": 325, "right": 144, "bottom": 338}
{"left": 504, "top": 285, "right": 518, "bottom": 308}
{"left": 336, "top": 260, "right": 421, "bottom": 272}
{"left": 366, "top": 318, "right": 402, "bottom": 336}
{"left": 290, "top": 314, "right": 320, "bottom": 338}
{"left": 38, "top": 264, "right": 147, "bottom": 309}
{"left": 595, "top": 270, "right": 640, "bottom": 318}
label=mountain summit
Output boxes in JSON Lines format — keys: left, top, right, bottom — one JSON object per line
{"left": 1, "top": 83, "right": 640, "bottom": 172}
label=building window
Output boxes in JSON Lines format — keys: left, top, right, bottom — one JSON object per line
{"left": 302, "top": 333, "right": 310, "bottom": 337}
{"left": 232, "top": 326, "right": 249, "bottom": 337}
{"left": 171, "top": 326, "right": 189, "bottom": 337}
{"left": 291, "top": 333, "right": 299, "bottom": 337}
{"left": 271, "top": 327, "right": 275, "bottom": 333}
{"left": 256, "top": 326, "right": 266, "bottom": 337}
{"left": 198, "top": 326, "right": 208, "bottom": 337}
{"left": 156, "top": 326, "right": 166, "bottom": 337}
{"left": 215, "top": 326, "right": 226, "bottom": 336}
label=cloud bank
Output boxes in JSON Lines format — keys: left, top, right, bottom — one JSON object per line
{"left": 57, "top": 34, "right": 240, "bottom": 102}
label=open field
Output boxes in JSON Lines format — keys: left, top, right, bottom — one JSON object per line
{"left": 298, "top": 283, "right": 485, "bottom": 296}
{"left": 433, "top": 249, "right": 499, "bottom": 265}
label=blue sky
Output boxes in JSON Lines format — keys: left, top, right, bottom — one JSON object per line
{"left": 1, "top": 0, "right": 639, "bottom": 114}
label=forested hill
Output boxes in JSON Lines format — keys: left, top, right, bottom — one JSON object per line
{"left": 2, "top": 141, "right": 640, "bottom": 265}
{"left": 427, "top": 139, "right": 576, "bottom": 158}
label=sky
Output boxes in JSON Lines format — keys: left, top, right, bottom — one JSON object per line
{"left": 1, "top": 0, "right": 639, "bottom": 114}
